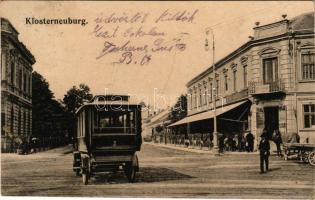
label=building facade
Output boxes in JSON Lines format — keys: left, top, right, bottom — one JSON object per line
{"left": 1, "top": 18, "right": 35, "bottom": 152}
{"left": 170, "top": 12, "right": 315, "bottom": 149}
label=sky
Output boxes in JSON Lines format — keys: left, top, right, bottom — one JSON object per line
{"left": 0, "top": 1, "right": 313, "bottom": 108}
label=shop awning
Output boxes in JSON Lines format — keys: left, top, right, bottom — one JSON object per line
{"left": 168, "top": 100, "right": 248, "bottom": 127}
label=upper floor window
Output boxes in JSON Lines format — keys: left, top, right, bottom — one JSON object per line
{"left": 194, "top": 90, "right": 197, "bottom": 108}
{"left": 188, "top": 92, "right": 193, "bottom": 110}
{"left": 233, "top": 70, "right": 237, "bottom": 92}
{"left": 209, "top": 82, "right": 213, "bottom": 102}
{"left": 18, "top": 69, "right": 22, "bottom": 90}
{"left": 204, "top": 86, "right": 208, "bottom": 106}
{"left": 263, "top": 57, "right": 278, "bottom": 84}
{"left": 224, "top": 74, "right": 228, "bottom": 91}
{"left": 23, "top": 73, "right": 27, "bottom": 92}
{"left": 29, "top": 75, "right": 32, "bottom": 95}
{"left": 304, "top": 104, "right": 315, "bottom": 128}
{"left": 10, "top": 62, "right": 15, "bottom": 84}
{"left": 301, "top": 53, "right": 315, "bottom": 80}
{"left": 215, "top": 79, "right": 219, "bottom": 97}
{"left": 243, "top": 65, "right": 247, "bottom": 88}
{"left": 199, "top": 88, "right": 202, "bottom": 107}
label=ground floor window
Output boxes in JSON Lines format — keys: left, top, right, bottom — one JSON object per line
{"left": 1, "top": 112, "right": 5, "bottom": 135}
{"left": 303, "top": 104, "right": 315, "bottom": 128}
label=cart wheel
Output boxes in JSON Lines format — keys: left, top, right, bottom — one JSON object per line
{"left": 82, "top": 173, "right": 89, "bottom": 185}
{"left": 308, "top": 151, "right": 315, "bottom": 166}
{"left": 302, "top": 152, "right": 309, "bottom": 163}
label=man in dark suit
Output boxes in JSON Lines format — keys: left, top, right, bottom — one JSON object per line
{"left": 258, "top": 129, "right": 270, "bottom": 173}
{"left": 246, "top": 131, "right": 254, "bottom": 152}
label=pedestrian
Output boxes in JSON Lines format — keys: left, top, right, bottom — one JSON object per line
{"left": 273, "top": 129, "right": 283, "bottom": 157}
{"left": 218, "top": 133, "right": 225, "bottom": 153}
{"left": 233, "top": 134, "right": 238, "bottom": 151}
{"left": 246, "top": 130, "right": 254, "bottom": 152}
{"left": 259, "top": 129, "right": 270, "bottom": 173}
{"left": 238, "top": 133, "right": 246, "bottom": 152}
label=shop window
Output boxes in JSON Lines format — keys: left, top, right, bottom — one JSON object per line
{"left": 263, "top": 57, "right": 278, "bottom": 84}
{"left": 301, "top": 53, "right": 315, "bottom": 80}
{"left": 304, "top": 104, "right": 315, "bottom": 128}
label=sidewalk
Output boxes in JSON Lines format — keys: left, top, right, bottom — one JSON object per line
{"left": 146, "top": 142, "right": 259, "bottom": 155}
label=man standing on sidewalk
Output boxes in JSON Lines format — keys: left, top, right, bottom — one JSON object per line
{"left": 259, "top": 129, "right": 270, "bottom": 173}
{"left": 246, "top": 130, "right": 254, "bottom": 152}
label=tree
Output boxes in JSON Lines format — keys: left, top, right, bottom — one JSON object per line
{"left": 169, "top": 94, "right": 187, "bottom": 123}
{"left": 32, "top": 71, "right": 70, "bottom": 146}
{"left": 63, "top": 84, "right": 93, "bottom": 139}
{"left": 63, "top": 84, "right": 93, "bottom": 114}
{"left": 32, "top": 71, "right": 55, "bottom": 138}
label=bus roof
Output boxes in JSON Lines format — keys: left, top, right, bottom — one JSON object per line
{"left": 75, "top": 95, "right": 141, "bottom": 114}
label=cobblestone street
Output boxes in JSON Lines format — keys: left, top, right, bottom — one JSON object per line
{"left": 1, "top": 143, "right": 314, "bottom": 198}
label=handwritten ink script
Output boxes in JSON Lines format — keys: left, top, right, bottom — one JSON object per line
{"left": 91, "top": 9, "right": 199, "bottom": 65}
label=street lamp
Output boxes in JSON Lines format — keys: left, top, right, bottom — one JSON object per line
{"left": 205, "top": 27, "right": 218, "bottom": 151}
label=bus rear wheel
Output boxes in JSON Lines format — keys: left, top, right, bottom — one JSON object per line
{"left": 124, "top": 154, "right": 138, "bottom": 183}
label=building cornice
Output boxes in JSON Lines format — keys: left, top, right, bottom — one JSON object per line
{"left": 186, "top": 32, "right": 314, "bottom": 87}
{"left": 2, "top": 32, "right": 36, "bottom": 65}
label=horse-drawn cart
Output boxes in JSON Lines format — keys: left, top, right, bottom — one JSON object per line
{"left": 283, "top": 143, "right": 315, "bottom": 166}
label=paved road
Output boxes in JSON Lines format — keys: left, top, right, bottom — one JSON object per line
{"left": 1, "top": 143, "right": 314, "bottom": 198}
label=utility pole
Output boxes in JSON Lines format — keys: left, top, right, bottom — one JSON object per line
{"left": 205, "top": 27, "right": 218, "bottom": 151}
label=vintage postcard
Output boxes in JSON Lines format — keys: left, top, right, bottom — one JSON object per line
{"left": 1, "top": 1, "right": 314, "bottom": 199}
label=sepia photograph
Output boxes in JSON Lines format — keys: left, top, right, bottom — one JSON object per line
{"left": 0, "top": 1, "right": 314, "bottom": 199}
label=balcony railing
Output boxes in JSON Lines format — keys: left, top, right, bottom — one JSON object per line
{"left": 248, "top": 79, "right": 285, "bottom": 94}
{"left": 225, "top": 88, "right": 249, "bottom": 104}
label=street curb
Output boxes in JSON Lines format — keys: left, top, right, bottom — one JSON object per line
{"left": 145, "top": 142, "right": 260, "bottom": 155}
{"left": 146, "top": 142, "right": 216, "bottom": 154}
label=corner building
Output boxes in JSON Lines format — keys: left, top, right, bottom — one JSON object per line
{"left": 1, "top": 18, "right": 35, "bottom": 152}
{"left": 169, "top": 12, "right": 315, "bottom": 149}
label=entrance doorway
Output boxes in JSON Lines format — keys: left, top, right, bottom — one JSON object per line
{"left": 264, "top": 106, "right": 279, "bottom": 139}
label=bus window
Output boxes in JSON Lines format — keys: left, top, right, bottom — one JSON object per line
{"left": 94, "top": 109, "right": 136, "bottom": 134}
